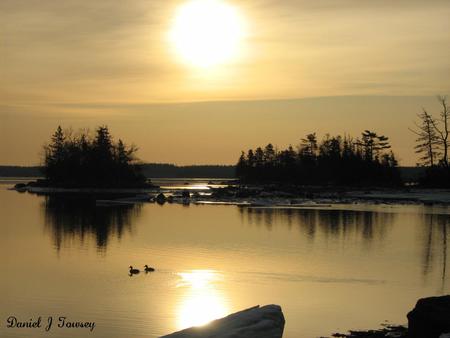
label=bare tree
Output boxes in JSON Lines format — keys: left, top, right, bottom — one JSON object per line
{"left": 430, "top": 96, "right": 449, "bottom": 167}
{"left": 410, "top": 110, "right": 440, "bottom": 167}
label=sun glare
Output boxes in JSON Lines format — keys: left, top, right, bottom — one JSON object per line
{"left": 169, "top": 0, "right": 246, "bottom": 68}
{"left": 176, "top": 270, "right": 229, "bottom": 329}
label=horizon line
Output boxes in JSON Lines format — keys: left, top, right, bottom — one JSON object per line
{"left": 9, "top": 94, "right": 447, "bottom": 109}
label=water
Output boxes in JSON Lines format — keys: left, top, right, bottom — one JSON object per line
{"left": 0, "top": 179, "right": 449, "bottom": 338}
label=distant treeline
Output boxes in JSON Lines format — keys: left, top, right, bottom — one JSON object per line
{"left": 0, "top": 164, "right": 236, "bottom": 179}
{"left": 140, "top": 163, "right": 235, "bottom": 178}
{"left": 236, "top": 131, "right": 402, "bottom": 186}
{"left": 0, "top": 164, "right": 423, "bottom": 181}
{"left": 0, "top": 166, "right": 42, "bottom": 177}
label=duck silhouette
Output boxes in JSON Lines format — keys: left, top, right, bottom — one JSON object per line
{"left": 129, "top": 266, "right": 140, "bottom": 274}
{"left": 144, "top": 265, "right": 155, "bottom": 272}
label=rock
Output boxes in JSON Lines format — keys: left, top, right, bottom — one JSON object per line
{"left": 407, "top": 295, "right": 450, "bottom": 338}
{"left": 13, "top": 183, "right": 28, "bottom": 192}
{"left": 161, "top": 304, "right": 285, "bottom": 338}
{"left": 156, "top": 193, "right": 167, "bottom": 204}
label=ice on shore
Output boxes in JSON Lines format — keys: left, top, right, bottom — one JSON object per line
{"left": 161, "top": 305, "right": 285, "bottom": 338}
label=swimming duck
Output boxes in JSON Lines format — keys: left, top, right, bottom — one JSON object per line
{"left": 129, "top": 266, "right": 140, "bottom": 274}
{"left": 144, "top": 265, "right": 155, "bottom": 272}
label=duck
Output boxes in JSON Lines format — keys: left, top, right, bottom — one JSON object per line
{"left": 129, "top": 266, "right": 140, "bottom": 274}
{"left": 144, "top": 265, "right": 155, "bottom": 272}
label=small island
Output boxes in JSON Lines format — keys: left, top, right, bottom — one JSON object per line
{"left": 234, "top": 97, "right": 449, "bottom": 189}
{"left": 15, "top": 125, "right": 155, "bottom": 191}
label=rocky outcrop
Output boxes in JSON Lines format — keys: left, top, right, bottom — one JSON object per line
{"left": 407, "top": 295, "right": 450, "bottom": 338}
{"left": 156, "top": 193, "right": 167, "bottom": 204}
{"left": 161, "top": 305, "right": 285, "bottom": 338}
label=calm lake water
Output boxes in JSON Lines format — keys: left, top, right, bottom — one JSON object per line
{"left": 1, "top": 179, "right": 449, "bottom": 338}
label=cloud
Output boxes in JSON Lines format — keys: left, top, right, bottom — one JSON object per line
{"left": 1, "top": 0, "right": 449, "bottom": 104}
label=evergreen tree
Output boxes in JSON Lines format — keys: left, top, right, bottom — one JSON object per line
{"left": 263, "top": 144, "right": 276, "bottom": 163}
{"left": 236, "top": 151, "right": 247, "bottom": 180}
{"left": 235, "top": 131, "right": 400, "bottom": 186}
{"left": 254, "top": 147, "right": 265, "bottom": 180}
{"left": 44, "top": 126, "right": 66, "bottom": 183}
{"left": 42, "top": 125, "right": 146, "bottom": 188}
{"left": 299, "top": 133, "right": 318, "bottom": 157}
{"left": 358, "top": 130, "right": 391, "bottom": 162}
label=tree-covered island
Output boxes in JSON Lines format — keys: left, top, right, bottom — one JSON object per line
{"left": 40, "top": 125, "right": 150, "bottom": 188}
{"left": 236, "top": 130, "right": 401, "bottom": 186}
{"left": 236, "top": 97, "right": 449, "bottom": 188}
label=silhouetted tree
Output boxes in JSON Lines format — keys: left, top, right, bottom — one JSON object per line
{"left": 357, "top": 130, "right": 391, "bottom": 162}
{"left": 299, "top": 133, "right": 318, "bottom": 158}
{"left": 236, "top": 131, "right": 401, "bottom": 186}
{"left": 410, "top": 110, "right": 440, "bottom": 167}
{"left": 236, "top": 151, "right": 247, "bottom": 179}
{"left": 277, "top": 145, "right": 297, "bottom": 181}
{"left": 42, "top": 125, "right": 146, "bottom": 188}
{"left": 264, "top": 144, "right": 276, "bottom": 163}
{"left": 411, "top": 96, "right": 450, "bottom": 187}
{"left": 430, "top": 96, "right": 449, "bottom": 167}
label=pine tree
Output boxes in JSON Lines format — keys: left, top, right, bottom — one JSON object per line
{"left": 116, "top": 139, "right": 130, "bottom": 165}
{"left": 263, "top": 144, "right": 276, "bottom": 163}
{"left": 299, "top": 133, "right": 318, "bottom": 157}
{"left": 235, "top": 131, "right": 400, "bottom": 186}
{"left": 254, "top": 147, "right": 264, "bottom": 168}
{"left": 49, "top": 125, "right": 66, "bottom": 163}
{"left": 247, "top": 149, "right": 255, "bottom": 168}
{"left": 43, "top": 126, "right": 66, "bottom": 183}
{"left": 236, "top": 151, "right": 247, "bottom": 179}
{"left": 42, "top": 125, "right": 146, "bottom": 188}
{"left": 358, "top": 130, "right": 391, "bottom": 161}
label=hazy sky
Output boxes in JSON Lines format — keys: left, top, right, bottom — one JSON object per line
{"left": 1, "top": 0, "right": 449, "bottom": 165}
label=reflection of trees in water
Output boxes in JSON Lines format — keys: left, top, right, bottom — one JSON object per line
{"left": 421, "top": 213, "right": 449, "bottom": 290}
{"left": 42, "top": 195, "right": 141, "bottom": 252}
{"left": 314, "top": 210, "right": 391, "bottom": 243}
{"left": 239, "top": 207, "right": 393, "bottom": 244}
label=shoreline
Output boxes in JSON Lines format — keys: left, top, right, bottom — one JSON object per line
{"left": 8, "top": 181, "right": 450, "bottom": 206}
{"left": 329, "top": 325, "right": 407, "bottom": 338}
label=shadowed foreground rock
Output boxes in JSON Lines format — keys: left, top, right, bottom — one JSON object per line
{"left": 407, "top": 295, "right": 450, "bottom": 338}
{"left": 161, "top": 305, "right": 285, "bottom": 338}
{"left": 330, "top": 294, "right": 450, "bottom": 338}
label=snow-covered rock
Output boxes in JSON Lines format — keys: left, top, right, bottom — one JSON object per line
{"left": 161, "top": 305, "right": 285, "bottom": 338}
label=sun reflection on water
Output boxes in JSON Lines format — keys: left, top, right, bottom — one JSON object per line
{"left": 176, "top": 270, "right": 229, "bottom": 330}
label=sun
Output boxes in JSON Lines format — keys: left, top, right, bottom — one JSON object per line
{"left": 169, "top": 0, "right": 246, "bottom": 68}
